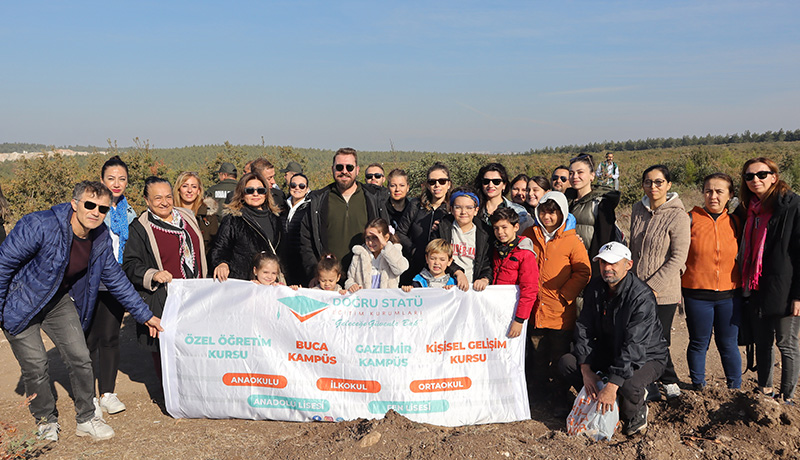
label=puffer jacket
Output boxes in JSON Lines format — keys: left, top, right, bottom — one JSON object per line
{"left": 0, "top": 203, "right": 154, "bottom": 335}
{"left": 492, "top": 236, "right": 540, "bottom": 322}
{"left": 523, "top": 191, "right": 591, "bottom": 331}
{"left": 344, "top": 242, "right": 409, "bottom": 289}
{"left": 566, "top": 185, "right": 620, "bottom": 266}
{"left": 281, "top": 197, "right": 310, "bottom": 285}
{"left": 211, "top": 205, "right": 282, "bottom": 281}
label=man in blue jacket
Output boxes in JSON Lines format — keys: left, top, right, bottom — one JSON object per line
{"left": 0, "top": 181, "right": 163, "bottom": 442}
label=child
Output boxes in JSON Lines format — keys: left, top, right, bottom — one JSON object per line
{"left": 490, "top": 207, "right": 539, "bottom": 338}
{"left": 251, "top": 252, "right": 283, "bottom": 286}
{"left": 345, "top": 218, "right": 409, "bottom": 293}
{"left": 312, "top": 252, "right": 346, "bottom": 294}
{"left": 521, "top": 191, "right": 591, "bottom": 382}
{"left": 432, "top": 186, "right": 492, "bottom": 291}
{"left": 402, "top": 239, "right": 457, "bottom": 291}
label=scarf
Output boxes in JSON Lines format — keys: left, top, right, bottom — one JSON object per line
{"left": 108, "top": 196, "right": 130, "bottom": 263}
{"left": 741, "top": 198, "right": 771, "bottom": 292}
{"left": 494, "top": 236, "right": 520, "bottom": 260}
{"left": 148, "top": 209, "right": 197, "bottom": 279}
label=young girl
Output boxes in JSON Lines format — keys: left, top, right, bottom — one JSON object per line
{"left": 345, "top": 218, "right": 409, "bottom": 292}
{"left": 313, "top": 252, "right": 346, "bottom": 294}
{"left": 251, "top": 252, "right": 285, "bottom": 285}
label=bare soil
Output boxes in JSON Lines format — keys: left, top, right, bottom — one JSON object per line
{"left": 2, "top": 312, "right": 799, "bottom": 460}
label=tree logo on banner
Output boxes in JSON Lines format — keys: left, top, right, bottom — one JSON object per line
{"left": 277, "top": 296, "right": 330, "bottom": 322}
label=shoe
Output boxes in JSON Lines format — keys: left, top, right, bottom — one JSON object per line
{"left": 93, "top": 397, "right": 103, "bottom": 420}
{"left": 645, "top": 382, "right": 662, "bottom": 401}
{"left": 76, "top": 417, "right": 115, "bottom": 441}
{"left": 691, "top": 383, "right": 705, "bottom": 392}
{"left": 664, "top": 383, "right": 681, "bottom": 399}
{"left": 624, "top": 404, "right": 648, "bottom": 436}
{"left": 37, "top": 422, "right": 60, "bottom": 442}
{"left": 99, "top": 393, "right": 126, "bottom": 414}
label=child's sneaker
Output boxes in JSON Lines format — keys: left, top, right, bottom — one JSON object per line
{"left": 99, "top": 393, "right": 126, "bottom": 414}
{"left": 76, "top": 417, "right": 115, "bottom": 441}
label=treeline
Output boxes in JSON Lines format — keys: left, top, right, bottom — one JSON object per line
{"left": 0, "top": 142, "right": 106, "bottom": 153}
{"left": 527, "top": 129, "right": 800, "bottom": 155}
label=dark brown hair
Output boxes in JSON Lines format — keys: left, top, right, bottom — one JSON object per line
{"left": 740, "top": 157, "right": 791, "bottom": 210}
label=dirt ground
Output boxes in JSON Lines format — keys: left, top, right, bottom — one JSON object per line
{"left": 2, "top": 310, "right": 799, "bottom": 460}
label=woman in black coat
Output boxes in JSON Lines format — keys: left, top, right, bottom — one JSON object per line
{"left": 211, "top": 172, "right": 283, "bottom": 281}
{"left": 281, "top": 173, "right": 310, "bottom": 285}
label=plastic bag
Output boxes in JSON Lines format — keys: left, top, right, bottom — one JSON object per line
{"left": 566, "top": 381, "right": 620, "bottom": 441}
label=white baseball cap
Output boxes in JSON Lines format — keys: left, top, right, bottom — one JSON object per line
{"left": 593, "top": 242, "right": 632, "bottom": 264}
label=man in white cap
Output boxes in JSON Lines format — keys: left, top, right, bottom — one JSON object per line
{"left": 558, "top": 241, "right": 668, "bottom": 436}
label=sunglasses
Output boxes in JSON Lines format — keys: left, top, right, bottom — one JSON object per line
{"left": 427, "top": 178, "right": 450, "bottom": 186}
{"left": 334, "top": 164, "right": 356, "bottom": 172}
{"left": 551, "top": 175, "right": 568, "bottom": 183}
{"left": 289, "top": 182, "right": 307, "bottom": 189}
{"left": 482, "top": 178, "right": 503, "bottom": 186}
{"left": 643, "top": 179, "right": 667, "bottom": 188}
{"left": 744, "top": 170, "right": 774, "bottom": 182}
{"left": 244, "top": 187, "right": 268, "bottom": 195}
{"left": 365, "top": 173, "right": 384, "bottom": 180}
{"left": 82, "top": 200, "right": 110, "bottom": 214}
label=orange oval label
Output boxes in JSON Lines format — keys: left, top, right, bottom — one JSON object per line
{"left": 316, "top": 378, "right": 381, "bottom": 393}
{"left": 410, "top": 377, "right": 472, "bottom": 393}
{"left": 222, "top": 373, "right": 287, "bottom": 388}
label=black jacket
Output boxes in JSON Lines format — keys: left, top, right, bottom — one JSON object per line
{"left": 396, "top": 198, "right": 449, "bottom": 285}
{"left": 281, "top": 199, "right": 310, "bottom": 285}
{"left": 574, "top": 273, "right": 668, "bottom": 388}
{"left": 299, "top": 182, "right": 390, "bottom": 282}
{"left": 210, "top": 206, "right": 283, "bottom": 281}
{"left": 432, "top": 215, "right": 493, "bottom": 282}
{"left": 739, "top": 191, "right": 800, "bottom": 317}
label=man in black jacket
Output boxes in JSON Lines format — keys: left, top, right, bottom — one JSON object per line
{"left": 558, "top": 242, "right": 668, "bottom": 436}
{"left": 299, "top": 148, "right": 390, "bottom": 283}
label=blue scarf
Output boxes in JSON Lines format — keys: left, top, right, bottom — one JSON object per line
{"left": 108, "top": 196, "right": 130, "bottom": 263}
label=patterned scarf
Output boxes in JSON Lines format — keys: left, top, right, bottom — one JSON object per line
{"left": 108, "top": 196, "right": 130, "bottom": 263}
{"left": 741, "top": 198, "right": 771, "bottom": 292}
{"left": 148, "top": 209, "right": 197, "bottom": 279}
{"left": 494, "top": 236, "right": 520, "bottom": 260}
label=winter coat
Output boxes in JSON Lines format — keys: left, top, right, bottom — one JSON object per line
{"left": 681, "top": 206, "right": 741, "bottom": 293}
{"left": 574, "top": 273, "right": 669, "bottom": 388}
{"left": 629, "top": 193, "right": 690, "bottom": 305}
{"left": 196, "top": 198, "right": 220, "bottom": 258}
{"left": 479, "top": 197, "right": 533, "bottom": 234}
{"left": 433, "top": 215, "right": 493, "bottom": 282}
{"left": 211, "top": 205, "right": 283, "bottom": 281}
{"left": 396, "top": 198, "right": 449, "bottom": 284}
{"left": 281, "top": 197, "right": 310, "bottom": 286}
{"left": 344, "top": 242, "right": 409, "bottom": 290}
{"left": 0, "top": 203, "right": 154, "bottom": 336}
{"left": 523, "top": 191, "right": 591, "bottom": 331}
{"left": 566, "top": 185, "right": 620, "bottom": 272}
{"left": 491, "top": 236, "right": 540, "bottom": 322}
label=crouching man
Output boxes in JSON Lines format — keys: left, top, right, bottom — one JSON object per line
{"left": 0, "top": 181, "right": 163, "bottom": 442}
{"left": 558, "top": 242, "right": 668, "bottom": 436}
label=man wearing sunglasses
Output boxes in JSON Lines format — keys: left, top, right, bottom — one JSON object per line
{"left": 299, "top": 148, "right": 391, "bottom": 282}
{"left": 364, "top": 163, "right": 386, "bottom": 187}
{"left": 551, "top": 165, "right": 571, "bottom": 193}
{"left": 0, "top": 181, "right": 163, "bottom": 442}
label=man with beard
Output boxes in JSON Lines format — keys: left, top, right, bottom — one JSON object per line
{"left": 558, "top": 242, "right": 668, "bottom": 436}
{"left": 299, "top": 148, "right": 390, "bottom": 283}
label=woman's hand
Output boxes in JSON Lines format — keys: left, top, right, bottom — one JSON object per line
{"left": 214, "top": 263, "right": 230, "bottom": 282}
{"left": 153, "top": 270, "right": 173, "bottom": 284}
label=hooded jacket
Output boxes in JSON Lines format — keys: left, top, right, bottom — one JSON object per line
{"left": 344, "top": 242, "right": 409, "bottom": 290}
{"left": 492, "top": 235, "right": 540, "bottom": 322}
{"left": 629, "top": 192, "right": 691, "bottom": 305}
{"left": 0, "top": 203, "right": 154, "bottom": 336}
{"left": 523, "top": 191, "right": 591, "bottom": 330}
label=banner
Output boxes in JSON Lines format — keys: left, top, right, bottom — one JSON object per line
{"left": 160, "top": 279, "right": 530, "bottom": 426}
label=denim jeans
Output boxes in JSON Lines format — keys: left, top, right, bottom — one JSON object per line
{"left": 755, "top": 314, "right": 800, "bottom": 399}
{"left": 684, "top": 296, "right": 742, "bottom": 388}
{"left": 3, "top": 294, "right": 95, "bottom": 424}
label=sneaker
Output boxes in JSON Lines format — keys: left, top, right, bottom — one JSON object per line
{"left": 76, "top": 417, "right": 115, "bottom": 441}
{"left": 664, "top": 383, "right": 681, "bottom": 399}
{"left": 624, "top": 404, "right": 648, "bottom": 436}
{"left": 93, "top": 397, "right": 104, "bottom": 420}
{"left": 99, "top": 393, "right": 126, "bottom": 414}
{"left": 37, "top": 422, "right": 60, "bottom": 442}
{"left": 691, "top": 382, "right": 705, "bottom": 392}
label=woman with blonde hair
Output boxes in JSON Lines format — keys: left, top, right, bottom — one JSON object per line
{"left": 173, "top": 171, "right": 218, "bottom": 255}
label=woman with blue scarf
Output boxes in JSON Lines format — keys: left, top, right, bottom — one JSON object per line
{"left": 85, "top": 155, "right": 137, "bottom": 416}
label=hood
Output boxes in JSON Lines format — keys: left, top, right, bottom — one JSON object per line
{"left": 535, "top": 191, "right": 569, "bottom": 233}
{"left": 641, "top": 192, "right": 683, "bottom": 213}
{"left": 202, "top": 196, "right": 219, "bottom": 215}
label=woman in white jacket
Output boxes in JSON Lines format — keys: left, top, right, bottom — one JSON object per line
{"left": 345, "top": 218, "right": 409, "bottom": 291}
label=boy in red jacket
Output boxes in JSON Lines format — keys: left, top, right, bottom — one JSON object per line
{"left": 490, "top": 207, "right": 540, "bottom": 338}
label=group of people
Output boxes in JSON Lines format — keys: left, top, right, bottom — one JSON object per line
{"left": 1, "top": 148, "right": 798, "bottom": 441}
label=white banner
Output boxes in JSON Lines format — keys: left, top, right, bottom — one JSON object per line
{"left": 160, "top": 279, "right": 530, "bottom": 426}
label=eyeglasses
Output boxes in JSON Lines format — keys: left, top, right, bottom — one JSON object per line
{"left": 365, "top": 173, "right": 384, "bottom": 180}
{"left": 427, "top": 178, "right": 450, "bottom": 186}
{"left": 482, "top": 178, "right": 503, "bottom": 186}
{"left": 453, "top": 205, "right": 476, "bottom": 211}
{"left": 551, "top": 175, "right": 568, "bottom": 183}
{"left": 289, "top": 182, "right": 307, "bottom": 190}
{"left": 334, "top": 164, "right": 356, "bottom": 172}
{"left": 643, "top": 179, "right": 667, "bottom": 188}
{"left": 744, "top": 170, "right": 774, "bottom": 182}
{"left": 244, "top": 187, "right": 268, "bottom": 195}
{"left": 82, "top": 200, "right": 110, "bottom": 214}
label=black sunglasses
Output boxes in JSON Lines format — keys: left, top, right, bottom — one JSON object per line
{"left": 365, "top": 173, "right": 384, "bottom": 180}
{"left": 290, "top": 182, "right": 307, "bottom": 189}
{"left": 427, "top": 178, "right": 450, "bottom": 186}
{"left": 334, "top": 164, "right": 356, "bottom": 172}
{"left": 744, "top": 171, "right": 774, "bottom": 182}
{"left": 551, "top": 175, "right": 568, "bottom": 183}
{"left": 82, "top": 200, "right": 110, "bottom": 214}
{"left": 244, "top": 187, "right": 268, "bottom": 195}
{"left": 482, "top": 178, "right": 503, "bottom": 186}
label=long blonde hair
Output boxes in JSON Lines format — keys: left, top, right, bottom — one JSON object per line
{"left": 173, "top": 171, "right": 204, "bottom": 214}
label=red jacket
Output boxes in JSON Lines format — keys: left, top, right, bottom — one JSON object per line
{"left": 492, "top": 236, "right": 540, "bottom": 321}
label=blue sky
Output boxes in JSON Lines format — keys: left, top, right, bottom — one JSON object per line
{"left": 2, "top": 1, "right": 798, "bottom": 152}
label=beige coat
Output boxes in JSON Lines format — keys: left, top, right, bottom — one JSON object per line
{"left": 345, "top": 242, "right": 409, "bottom": 290}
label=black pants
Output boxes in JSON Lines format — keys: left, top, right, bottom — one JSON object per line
{"left": 656, "top": 303, "right": 680, "bottom": 385}
{"left": 558, "top": 352, "right": 665, "bottom": 421}
{"left": 85, "top": 291, "right": 125, "bottom": 395}
{"left": 527, "top": 328, "right": 573, "bottom": 383}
